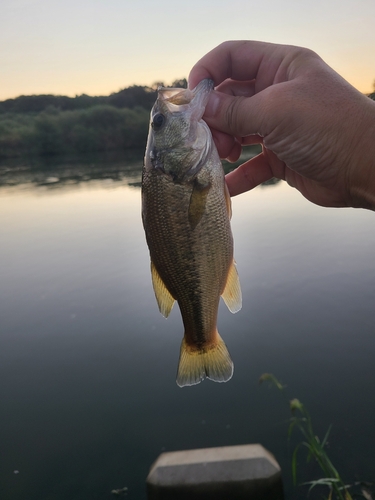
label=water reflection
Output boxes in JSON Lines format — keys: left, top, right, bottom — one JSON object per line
{"left": 0, "top": 150, "right": 144, "bottom": 191}
{"left": 0, "top": 145, "right": 266, "bottom": 192}
{"left": 0, "top": 152, "right": 374, "bottom": 500}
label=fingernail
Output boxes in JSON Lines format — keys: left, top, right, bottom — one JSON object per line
{"left": 204, "top": 90, "right": 222, "bottom": 117}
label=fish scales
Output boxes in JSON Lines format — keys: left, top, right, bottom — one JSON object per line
{"left": 141, "top": 79, "right": 242, "bottom": 387}
{"left": 144, "top": 159, "right": 232, "bottom": 345}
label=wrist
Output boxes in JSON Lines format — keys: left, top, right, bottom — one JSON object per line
{"left": 347, "top": 98, "right": 375, "bottom": 210}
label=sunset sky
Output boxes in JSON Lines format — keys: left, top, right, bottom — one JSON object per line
{"left": 2, "top": 0, "right": 374, "bottom": 101}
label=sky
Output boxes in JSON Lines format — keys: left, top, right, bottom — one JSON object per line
{"left": 1, "top": 0, "right": 374, "bottom": 101}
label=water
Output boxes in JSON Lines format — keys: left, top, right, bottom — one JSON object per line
{"left": 0, "top": 152, "right": 374, "bottom": 500}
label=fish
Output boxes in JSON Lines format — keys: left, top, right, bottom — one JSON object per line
{"left": 141, "top": 79, "right": 242, "bottom": 387}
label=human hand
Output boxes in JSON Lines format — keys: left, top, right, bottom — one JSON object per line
{"left": 189, "top": 41, "right": 375, "bottom": 210}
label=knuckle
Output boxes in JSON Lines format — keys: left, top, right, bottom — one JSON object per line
{"left": 224, "top": 96, "right": 247, "bottom": 135}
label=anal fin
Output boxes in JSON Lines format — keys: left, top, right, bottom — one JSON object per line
{"left": 151, "top": 261, "right": 175, "bottom": 318}
{"left": 222, "top": 259, "right": 242, "bottom": 313}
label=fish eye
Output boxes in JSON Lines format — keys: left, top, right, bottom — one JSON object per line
{"left": 152, "top": 113, "right": 166, "bottom": 130}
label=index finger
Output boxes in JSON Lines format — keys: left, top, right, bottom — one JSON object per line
{"left": 188, "top": 40, "right": 307, "bottom": 92}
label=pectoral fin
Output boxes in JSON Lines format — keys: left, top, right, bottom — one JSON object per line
{"left": 221, "top": 259, "right": 242, "bottom": 313}
{"left": 151, "top": 261, "right": 175, "bottom": 318}
{"left": 188, "top": 180, "right": 211, "bottom": 230}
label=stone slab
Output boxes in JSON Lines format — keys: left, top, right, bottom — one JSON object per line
{"left": 146, "top": 443, "right": 284, "bottom": 500}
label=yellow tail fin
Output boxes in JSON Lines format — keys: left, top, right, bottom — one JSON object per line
{"left": 176, "top": 332, "right": 234, "bottom": 387}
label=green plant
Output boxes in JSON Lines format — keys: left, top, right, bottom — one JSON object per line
{"left": 259, "top": 373, "right": 356, "bottom": 500}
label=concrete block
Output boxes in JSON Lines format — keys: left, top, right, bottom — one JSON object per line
{"left": 146, "top": 443, "right": 284, "bottom": 500}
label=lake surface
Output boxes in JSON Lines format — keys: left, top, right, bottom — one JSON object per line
{"left": 1, "top": 151, "right": 374, "bottom": 500}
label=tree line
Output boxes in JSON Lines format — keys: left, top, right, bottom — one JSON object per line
{"left": 0, "top": 79, "right": 187, "bottom": 158}
{"left": 0, "top": 79, "right": 373, "bottom": 159}
{"left": 0, "top": 79, "right": 187, "bottom": 115}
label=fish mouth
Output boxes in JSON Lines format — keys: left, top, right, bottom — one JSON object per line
{"left": 157, "top": 79, "right": 214, "bottom": 117}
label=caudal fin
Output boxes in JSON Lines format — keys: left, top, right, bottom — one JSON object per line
{"left": 176, "top": 332, "right": 234, "bottom": 387}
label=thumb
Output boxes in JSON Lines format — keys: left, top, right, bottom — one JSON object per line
{"left": 203, "top": 90, "right": 265, "bottom": 138}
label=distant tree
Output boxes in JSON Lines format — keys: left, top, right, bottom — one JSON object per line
{"left": 3, "top": 87, "right": 156, "bottom": 114}
{"left": 151, "top": 81, "right": 165, "bottom": 91}
{"left": 107, "top": 85, "right": 155, "bottom": 110}
{"left": 0, "top": 78, "right": 191, "bottom": 157}
{"left": 0, "top": 94, "right": 94, "bottom": 114}
{"left": 34, "top": 112, "right": 64, "bottom": 154}
{"left": 151, "top": 79, "right": 187, "bottom": 90}
{"left": 0, "top": 80, "right": 188, "bottom": 115}
{"left": 171, "top": 78, "right": 187, "bottom": 89}
{"left": 0, "top": 104, "right": 150, "bottom": 158}
{"left": 74, "top": 94, "right": 103, "bottom": 109}
{"left": 368, "top": 80, "right": 375, "bottom": 100}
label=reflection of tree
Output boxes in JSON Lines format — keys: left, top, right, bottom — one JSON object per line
{"left": 221, "top": 145, "right": 281, "bottom": 187}
{"left": 222, "top": 145, "right": 261, "bottom": 174}
{"left": 0, "top": 150, "right": 144, "bottom": 190}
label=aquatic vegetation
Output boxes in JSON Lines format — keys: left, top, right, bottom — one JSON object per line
{"left": 259, "top": 373, "right": 374, "bottom": 500}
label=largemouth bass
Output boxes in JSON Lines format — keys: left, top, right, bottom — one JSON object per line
{"left": 141, "top": 79, "right": 241, "bottom": 387}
